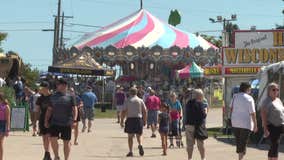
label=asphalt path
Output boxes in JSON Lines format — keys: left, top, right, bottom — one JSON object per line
{"left": 4, "top": 108, "right": 284, "bottom": 160}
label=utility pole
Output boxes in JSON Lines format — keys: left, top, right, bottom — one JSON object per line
{"left": 56, "top": 0, "right": 61, "bottom": 49}
{"left": 60, "top": 12, "right": 65, "bottom": 49}
{"left": 209, "top": 14, "right": 237, "bottom": 47}
{"left": 43, "top": 0, "right": 73, "bottom": 65}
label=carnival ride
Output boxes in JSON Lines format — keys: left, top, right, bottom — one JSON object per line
{"left": 52, "top": 9, "right": 220, "bottom": 87}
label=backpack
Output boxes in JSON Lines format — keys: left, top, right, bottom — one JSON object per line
{"left": 185, "top": 99, "right": 206, "bottom": 125}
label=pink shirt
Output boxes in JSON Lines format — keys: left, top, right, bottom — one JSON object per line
{"left": 145, "top": 95, "right": 161, "bottom": 110}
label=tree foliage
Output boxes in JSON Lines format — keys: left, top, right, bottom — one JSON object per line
{"left": 168, "top": 9, "right": 181, "bottom": 26}
{"left": 200, "top": 34, "right": 222, "bottom": 48}
{"left": 21, "top": 63, "right": 40, "bottom": 89}
{"left": 225, "top": 22, "right": 239, "bottom": 47}
{"left": 275, "top": 0, "right": 284, "bottom": 29}
{"left": 0, "top": 33, "right": 7, "bottom": 53}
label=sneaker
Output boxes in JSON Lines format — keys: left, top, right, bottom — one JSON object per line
{"left": 138, "top": 145, "right": 144, "bottom": 156}
{"left": 88, "top": 129, "right": 92, "bottom": 133}
{"left": 82, "top": 126, "right": 86, "bottom": 132}
{"left": 43, "top": 152, "right": 51, "bottom": 160}
{"left": 150, "top": 134, "right": 156, "bottom": 138}
{"left": 168, "top": 144, "right": 174, "bottom": 148}
{"left": 126, "top": 152, "right": 133, "bottom": 157}
{"left": 53, "top": 157, "right": 60, "bottom": 160}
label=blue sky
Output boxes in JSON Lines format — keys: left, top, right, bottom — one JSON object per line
{"left": 0, "top": 0, "right": 283, "bottom": 71}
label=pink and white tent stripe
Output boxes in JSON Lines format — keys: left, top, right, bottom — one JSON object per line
{"left": 74, "top": 9, "right": 218, "bottom": 50}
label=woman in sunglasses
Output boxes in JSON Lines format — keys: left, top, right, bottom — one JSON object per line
{"left": 261, "top": 82, "right": 284, "bottom": 160}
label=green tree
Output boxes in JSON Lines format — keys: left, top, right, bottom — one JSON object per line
{"left": 21, "top": 63, "right": 40, "bottom": 89}
{"left": 200, "top": 34, "right": 222, "bottom": 48}
{"left": 0, "top": 33, "right": 7, "bottom": 53}
{"left": 225, "top": 22, "right": 239, "bottom": 47}
{"left": 168, "top": 9, "right": 181, "bottom": 26}
{"left": 275, "top": 0, "right": 284, "bottom": 29}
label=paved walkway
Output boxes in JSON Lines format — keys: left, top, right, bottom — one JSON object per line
{"left": 4, "top": 108, "right": 284, "bottom": 160}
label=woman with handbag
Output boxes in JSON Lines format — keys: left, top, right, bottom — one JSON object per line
{"left": 184, "top": 89, "right": 208, "bottom": 160}
{"left": 230, "top": 82, "right": 257, "bottom": 160}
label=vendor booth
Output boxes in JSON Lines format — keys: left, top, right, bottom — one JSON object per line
{"left": 222, "top": 29, "right": 284, "bottom": 127}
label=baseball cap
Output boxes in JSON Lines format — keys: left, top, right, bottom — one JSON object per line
{"left": 40, "top": 81, "right": 50, "bottom": 88}
{"left": 57, "top": 78, "right": 68, "bottom": 85}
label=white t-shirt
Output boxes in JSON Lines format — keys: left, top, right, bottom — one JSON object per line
{"left": 0, "top": 78, "right": 6, "bottom": 87}
{"left": 230, "top": 93, "right": 256, "bottom": 131}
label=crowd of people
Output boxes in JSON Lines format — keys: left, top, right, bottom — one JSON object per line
{"left": 0, "top": 76, "right": 283, "bottom": 160}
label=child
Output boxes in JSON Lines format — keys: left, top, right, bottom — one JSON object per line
{"left": 158, "top": 103, "right": 170, "bottom": 155}
{"left": 0, "top": 92, "right": 10, "bottom": 160}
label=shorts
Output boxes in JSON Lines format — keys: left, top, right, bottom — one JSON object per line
{"left": 82, "top": 107, "right": 94, "bottom": 120}
{"left": 116, "top": 105, "right": 124, "bottom": 112}
{"left": 159, "top": 126, "right": 169, "bottom": 134}
{"left": 74, "top": 107, "right": 81, "bottom": 122}
{"left": 233, "top": 127, "right": 251, "bottom": 154}
{"left": 49, "top": 125, "right": 72, "bottom": 140}
{"left": 124, "top": 117, "right": 143, "bottom": 135}
{"left": 39, "top": 118, "right": 49, "bottom": 135}
{"left": 147, "top": 110, "right": 158, "bottom": 125}
{"left": 0, "top": 120, "right": 6, "bottom": 133}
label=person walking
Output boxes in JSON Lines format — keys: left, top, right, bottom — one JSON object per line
{"left": 0, "top": 93, "right": 10, "bottom": 160}
{"left": 69, "top": 87, "right": 82, "bottom": 145}
{"left": 145, "top": 89, "right": 161, "bottom": 138}
{"left": 167, "top": 92, "right": 182, "bottom": 148}
{"left": 184, "top": 89, "right": 208, "bottom": 160}
{"left": 44, "top": 78, "right": 78, "bottom": 160}
{"left": 14, "top": 76, "right": 24, "bottom": 103}
{"left": 158, "top": 103, "right": 170, "bottom": 155}
{"left": 120, "top": 87, "right": 147, "bottom": 157}
{"left": 230, "top": 82, "right": 257, "bottom": 160}
{"left": 30, "top": 88, "right": 40, "bottom": 136}
{"left": 36, "top": 81, "right": 52, "bottom": 160}
{"left": 260, "top": 82, "right": 284, "bottom": 160}
{"left": 113, "top": 86, "right": 126, "bottom": 123}
{"left": 81, "top": 86, "right": 97, "bottom": 133}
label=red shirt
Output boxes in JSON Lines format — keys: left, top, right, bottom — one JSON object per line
{"left": 145, "top": 95, "right": 161, "bottom": 110}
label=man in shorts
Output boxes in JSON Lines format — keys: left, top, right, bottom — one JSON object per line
{"left": 36, "top": 81, "right": 52, "bottom": 160}
{"left": 121, "top": 87, "right": 147, "bottom": 157}
{"left": 145, "top": 89, "right": 161, "bottom": 138}
{"left": 81, "top": 86, "right": 97, "bottom": 133}
{"left": 44, "top": 78, "right": 77, "bottom": 160}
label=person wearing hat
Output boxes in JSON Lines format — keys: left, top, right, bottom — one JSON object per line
{"left": 44, "top": 78, "right": 78, "bottom": 160}
{"left": 36, "top": 81, "right": 52, "bottom": 160}
{"left": 81, "top": 85, "right": 97, "bottom": 133}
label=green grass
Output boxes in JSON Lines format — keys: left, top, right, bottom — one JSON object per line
{"left": 94, "top": 108, "right": 117, "bottom": 119}
{"left": 207, "top": 127, "right": 223, "bottom": 137}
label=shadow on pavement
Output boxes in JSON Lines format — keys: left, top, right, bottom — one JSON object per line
{"left": 214, "top": 136, "right": 284, "bottom": 153}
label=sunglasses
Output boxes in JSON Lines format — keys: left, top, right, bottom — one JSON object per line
{"left": 272, "top": 88, "right": 279, "bottom": 92}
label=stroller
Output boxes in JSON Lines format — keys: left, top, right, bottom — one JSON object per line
{"left": 168, "top": 118, "right": 184, "bottom": 148}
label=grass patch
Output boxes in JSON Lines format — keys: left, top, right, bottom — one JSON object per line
{"left": 94, "top": 108, "right": 116, "bottom": 119}
{"left": 207, "top": 127, "right": 223, "bottom": 137}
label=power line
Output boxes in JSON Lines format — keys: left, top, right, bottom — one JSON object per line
{"left": 0, "top": 21, "right": 51, "bottom": 24}
{"left": 67, "top": 23, "right": 103, "bottom": 28}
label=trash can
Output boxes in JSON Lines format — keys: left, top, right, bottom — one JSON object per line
{"left": 101, "top": 104, "right": 106, "bottom": 112}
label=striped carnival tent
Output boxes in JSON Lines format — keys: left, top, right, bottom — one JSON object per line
{"left": 74, "top": 9, "right": 217, "bottom": 50}
{"left": 177, "top": 62, "right": 204, "bottom": 79}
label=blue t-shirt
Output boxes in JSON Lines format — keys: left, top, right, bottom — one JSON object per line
{"left": 82, "top": 91, "right": 97, "bottom": 108}
{"left": 168, "top": 100, "right": 182, "bottom": 111}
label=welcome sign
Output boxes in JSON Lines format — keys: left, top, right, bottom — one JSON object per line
{"left": 223, "top": 30, "right": 284, "bottom": 75}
